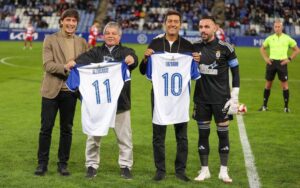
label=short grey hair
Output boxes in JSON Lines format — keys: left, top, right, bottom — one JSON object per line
{"left": 103, "top": 22, "right": 122, "bottom": 36}
{"left": 274, "top": 19, "right": 283, "bottom": 25}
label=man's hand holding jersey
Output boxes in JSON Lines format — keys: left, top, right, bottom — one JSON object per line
{"left": 192, "top": 52, "right": 200, "bottom": 62}
{"left": 125, "top": 55, "right": 135, "bottom": 65}
{"left": 223, "top": 87, "right": 239, "bottom": 115}
{"left": 64, "top": 60, "right": 76, "bottom": 72}
{"left": 143, "top": 48, "right": 155, "bottom": 63}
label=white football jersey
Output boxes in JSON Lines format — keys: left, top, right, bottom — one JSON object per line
{"left": 146, "top": 52, "right": 201, "bottom": 125}
{"left": 26, "top": 26, "right": 34, "bottom": 37}
{"left": 66, "top": 62, "right": 130, "bottom": 136}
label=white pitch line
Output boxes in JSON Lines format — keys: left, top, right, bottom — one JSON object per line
{"left": 236, "top": 114, "right": 261, "bottom": 188}
{"left": 0, "top": 56, "right": 40, "bottom": 70}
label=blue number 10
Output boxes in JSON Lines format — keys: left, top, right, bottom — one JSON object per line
{"left": 92, "top": 79, "right": 111, "bottom": 104}
{"left": 162, "top": 73, "right": 182, "bottom": 96}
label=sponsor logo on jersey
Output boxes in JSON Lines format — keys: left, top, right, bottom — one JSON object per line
{"left": 103, "top": 56, "right": 115, "bottom": 62}
{"left": 199, "top": 63, "right": 218, "bottom": 75}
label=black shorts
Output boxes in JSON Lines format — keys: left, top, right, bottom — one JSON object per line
{"left": 192, "top": 103, "right": 231, "bottom": 123}
{"left": 265, "top": 60, "right": 288, "bottom": 81}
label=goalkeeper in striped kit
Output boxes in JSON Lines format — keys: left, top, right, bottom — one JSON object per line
{"left": 192, "top": 16, "right": 240, "bottom": 183}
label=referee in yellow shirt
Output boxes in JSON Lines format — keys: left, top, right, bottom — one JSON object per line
{"left": 259, "top": 19, "right": 300, "bottom": 112}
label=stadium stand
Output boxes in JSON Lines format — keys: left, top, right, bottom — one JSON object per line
{"left": 0, "top": 0, "right": 99, "bottom": 33}
{"left": 0, "top": 0, "right": 299, "bottom": 36}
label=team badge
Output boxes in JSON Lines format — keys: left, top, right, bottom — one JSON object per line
{"left": 216, "top": 50, "right": 220, "bottom": 59}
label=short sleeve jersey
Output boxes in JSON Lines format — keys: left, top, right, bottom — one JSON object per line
{"left": 89, "top": 26, "right": 99, "bottom": 40}
{"left": 263, "top": 33, "right": 297, "bottom": 60}
{"left": 66, "top": 62, "right": 130, "bottom": 136}
{"left": 26, "top": 26, "right": 34, "bottom": 37}
{"left": 193, "top": 39, "right": 238, "bottom": 104}
{"left": 146, "top": 52, "right": 201, "bottom": 125}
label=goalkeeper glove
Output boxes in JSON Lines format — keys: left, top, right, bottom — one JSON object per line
{"left": 223, "top": 87, "right": 239, "bottom": 115}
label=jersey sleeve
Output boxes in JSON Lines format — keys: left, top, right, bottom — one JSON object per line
{"left": 190, "top": 60, "right": 201, "bottom": 80}
{"left": 225, "top": 44, "right": 238, "bottom": 67}
{"left": 121, "top": 61, "right": 131, "bottom": 82}
{"left": 146, "top": 56, "right": 153, "bottom": 80}
{"left": 288, "top": 36, "right": 297, "bottom": 48}
{"left": 262, "top": 36, "right": 270, "bottom": 47}
{"left": 66, "top": 67, "right": 80, "bottom": 92}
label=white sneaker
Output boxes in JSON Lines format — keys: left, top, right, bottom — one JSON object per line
{"left": 218, "top": 166, "right": 232, "bottom": 183}
{"left": 194, "top": 166, "right": 211, "bottom": 181}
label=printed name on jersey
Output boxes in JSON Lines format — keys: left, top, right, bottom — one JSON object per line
{"left": 92, "top": 67, "right": 109, "bottom": 74}
{"left": 166, "top": 61, "right": 179, "bottom": 67}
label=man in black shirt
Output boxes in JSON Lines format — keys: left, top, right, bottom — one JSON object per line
{"left": 67, "top": 22, "right": 138, "bottom": 179}
{"left": 193, "top": 16, "right": 240, "bottom": 183}
{"left": 140, "top": 10, "right": 200, "bottom": 182}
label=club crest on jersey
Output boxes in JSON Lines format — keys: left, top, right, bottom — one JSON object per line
{"left": 216, "top": 50, "right": 221, "bottom": 59}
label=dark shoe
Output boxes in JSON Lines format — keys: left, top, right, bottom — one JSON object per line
{"left": 86, "top": 166, "right": 97, "bottom": 178}
{"left": 120, "top": 167, "right": 132, "bottom": 180}
{"left": 176, "top": 173, "right": 190, "bottom": 182}
{"left": 153, "top": 171, "right": 166, "bottom": 181}
{"left": 258, "top": 106, "right": 268, "bottom": 111}
{"left": 284, "top": 107, "right": 290, "bottom": 113}
{"left": 57, "top": 165, "right": 70, "bottom": 176}
{"left": 34, "top": 165, "right": 47, "bottom": 176}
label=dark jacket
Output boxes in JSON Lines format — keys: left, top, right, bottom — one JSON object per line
{"left": 139, "top": 34, "right": 195, "bottom": 75}
{"left": 75, "top": 43, "right": 138, "bottom": 113}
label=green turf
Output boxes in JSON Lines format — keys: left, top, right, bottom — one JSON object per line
{"left": 0, "top": 41, "right": 299, "bottom": 188}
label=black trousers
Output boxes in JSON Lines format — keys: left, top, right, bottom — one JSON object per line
{"left": 152, "top": 122, "right": 188, "bottom": 174}
{"left": 37, "top": 91, "right": 77, "bottom": 167}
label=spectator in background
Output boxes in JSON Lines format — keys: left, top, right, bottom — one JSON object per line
{"left": 215, "top": 23, "right": 226, "bottom": 41}
{"left": 88, "top": 21, "right": 100, "bottom": 48}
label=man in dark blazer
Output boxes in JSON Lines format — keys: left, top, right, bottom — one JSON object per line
{"left": 34, "top": 8, "right": 88, "bottom": 176}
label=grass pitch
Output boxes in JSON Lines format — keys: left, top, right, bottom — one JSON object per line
{"left": 0, "top": 41, "right": 299, "bottom": 188}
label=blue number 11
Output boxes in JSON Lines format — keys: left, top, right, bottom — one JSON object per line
{"left": 92, "top": 79, "right": 111, "bottom": 104}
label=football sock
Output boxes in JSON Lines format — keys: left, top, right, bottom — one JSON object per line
{"left": 198, "top": 122, "right": 210, "bottom": 166}
{"left": 217, "top": 126, "right": 229, "bottom": 166}
{"left": 283, "top": 89, "right": 289, "bottom": 108}
{"left": 263, "top": 89, "right": 270, "bottom": 107}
